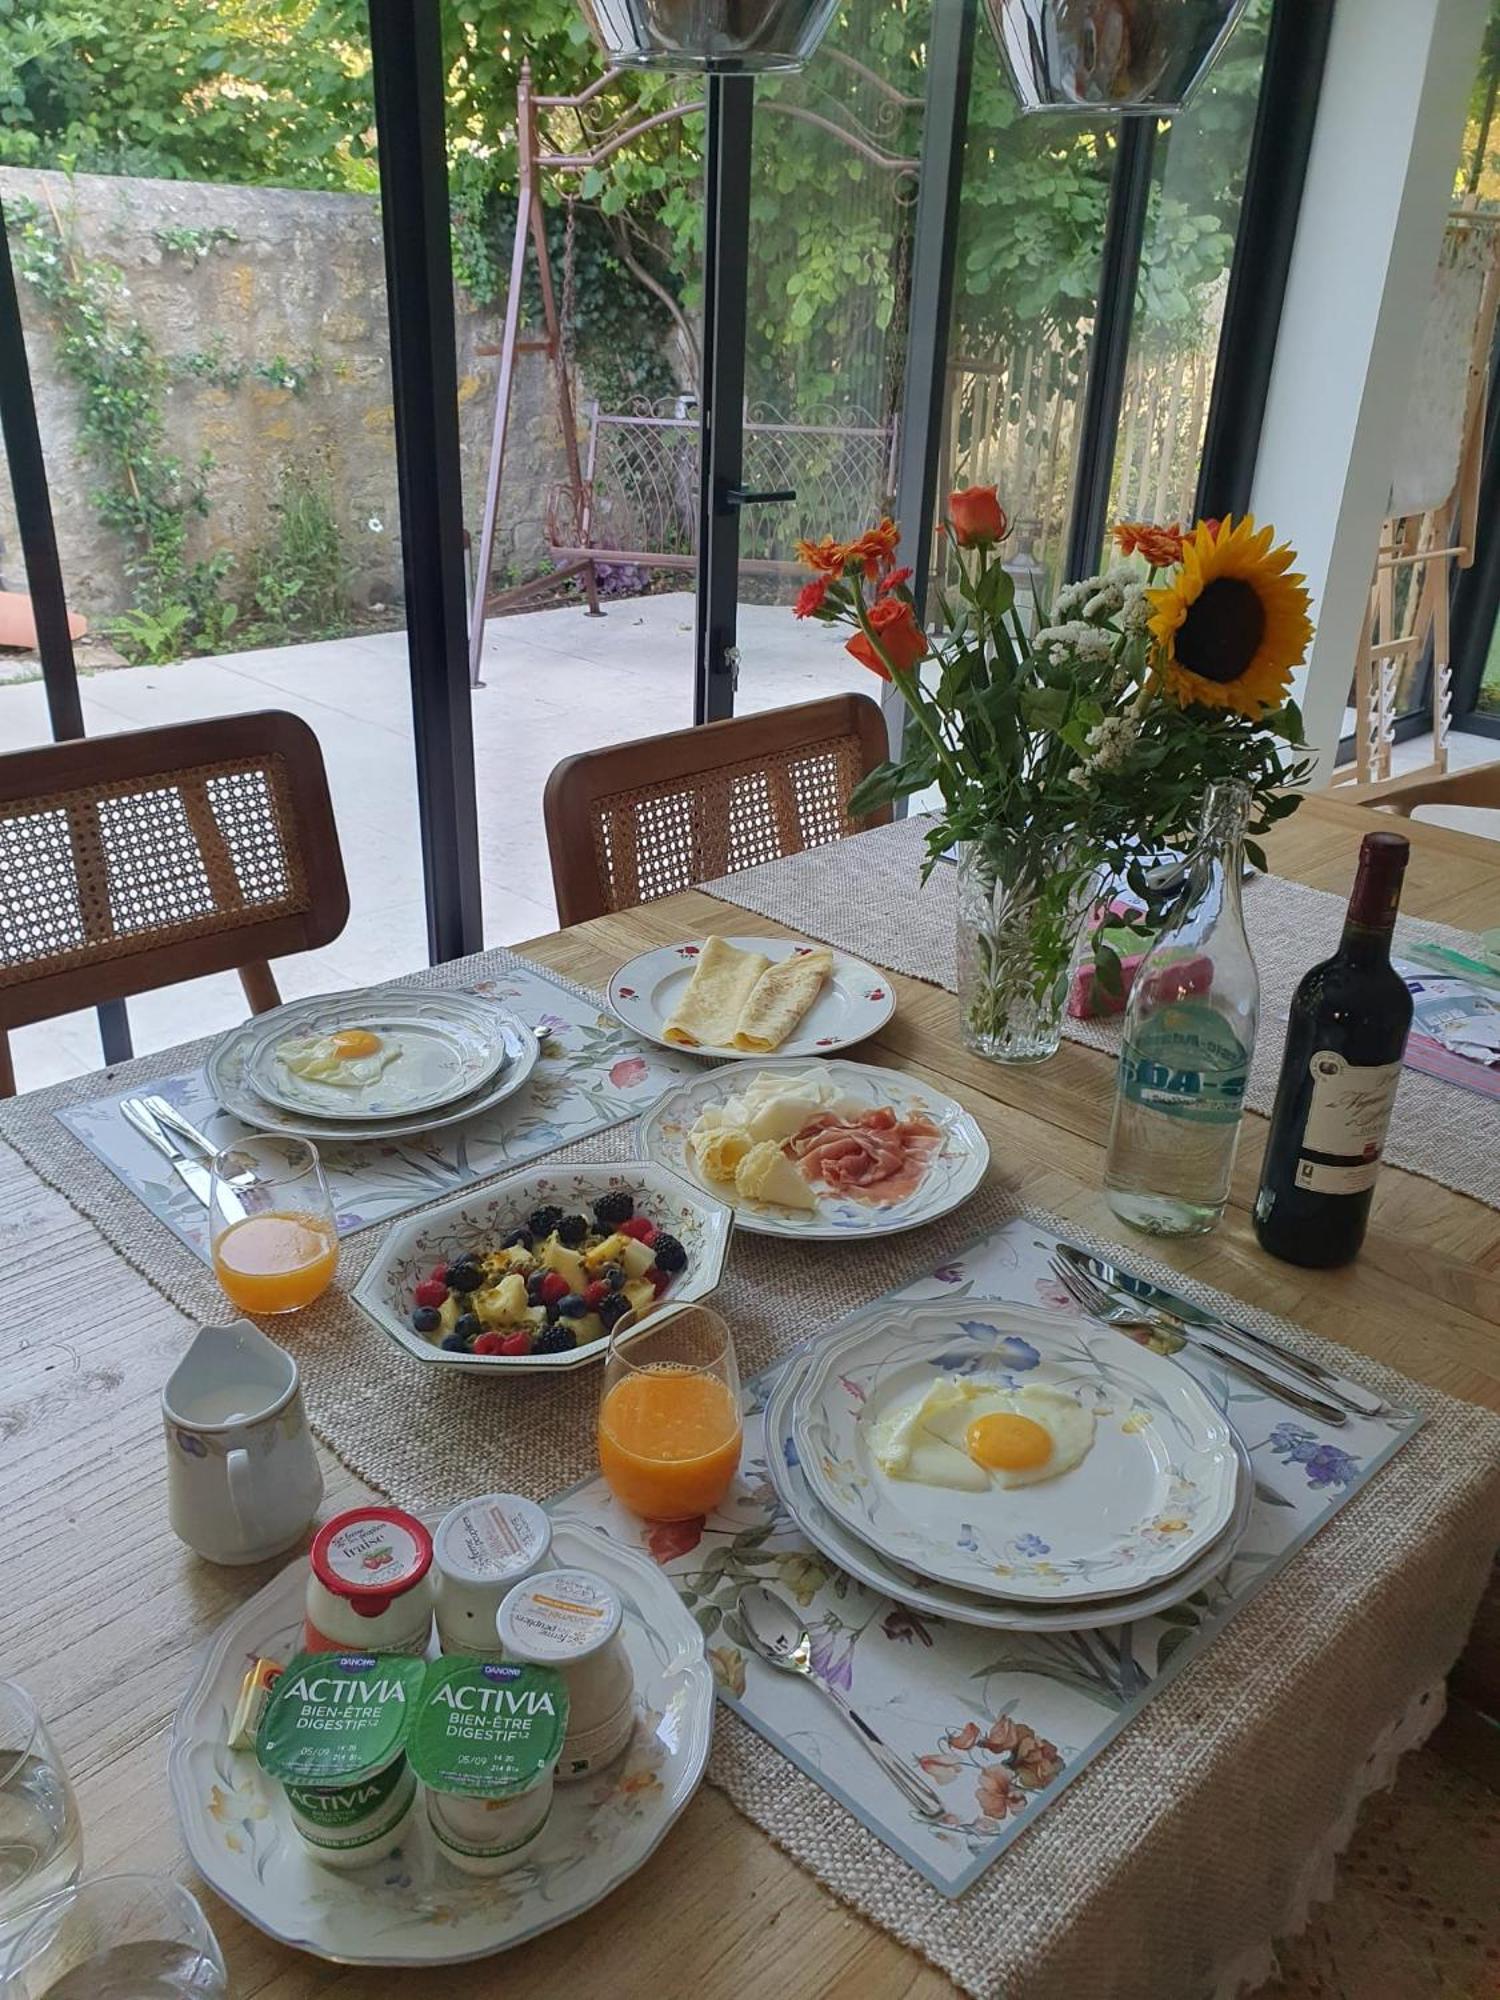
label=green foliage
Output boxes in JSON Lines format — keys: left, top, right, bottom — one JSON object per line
{"left": 153, "top": 223, "right": 239, "bottom": 264}
{"left": 242, "top": 470, "right": 350, "bottom": 643}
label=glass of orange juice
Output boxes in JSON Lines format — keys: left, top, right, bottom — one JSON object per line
{"left": 597, "top": 1304, "right": 742, "bottom": 1520}
{"left": 209, "top": 1136, "right": 339, "bottom": 1315}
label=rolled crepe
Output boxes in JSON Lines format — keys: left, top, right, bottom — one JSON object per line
{"left": 733, "top": 947, "right": 834, "bottom": 1052}
{"left": 663, "top": 936, "right": 771, "bottom": 1047}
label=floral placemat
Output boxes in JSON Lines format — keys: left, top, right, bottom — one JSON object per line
{"left": 558, "top": 1210, "right": 1421, "bottom": 1898}
{"left": 55, "top": 958, "right": 711, "bottom": 1264}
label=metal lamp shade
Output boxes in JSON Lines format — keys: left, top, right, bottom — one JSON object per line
{"left": 577, "top": 0, "right": 840, "bottom": 73}
{"left": 986, "top": 0, "right": 1250, "bottom": 115}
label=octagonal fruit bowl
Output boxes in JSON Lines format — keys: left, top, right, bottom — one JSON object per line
{"left": 353, "top": 1162, "right": 733, "bottom": 1375}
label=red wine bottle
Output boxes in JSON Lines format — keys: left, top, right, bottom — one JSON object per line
{"left": 1252, "top": 831, "right": 1413, "bottom": 1268}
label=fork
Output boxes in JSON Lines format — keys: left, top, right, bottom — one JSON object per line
{"left": 1047, "top": 1253, "right": 1350, "bottom": 1428}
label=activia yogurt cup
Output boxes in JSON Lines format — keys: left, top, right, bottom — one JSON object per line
{"left": 408, "top": 1656, "right": 568, "bottom": 1875}
{"left": 433, "top": 1494, "right": 552, "bottom": 1659}
{"left": 304, "top": 1506, "right": 434, "bottom": 1656}
{"left": 256, "top": 1651, "right": 424, "bottom": 1868}
{"left": 496, "top": 1568, "right": 635, "bottom": 1779}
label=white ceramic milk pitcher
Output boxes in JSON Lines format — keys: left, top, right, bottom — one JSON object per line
{"left": 163, "top": 1320, "right": 323, "bottom": 1564}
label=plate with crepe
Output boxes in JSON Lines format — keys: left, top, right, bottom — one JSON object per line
{"left": 636, "top": 1057, "right": 988, "bottom": 1239}
{"left": 607, "top": 935, "right": 894, "bottom": 1060}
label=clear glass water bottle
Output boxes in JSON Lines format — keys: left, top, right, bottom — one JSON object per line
{"left": 1103, "top": 780, "right": 1259, "bottom": 1236}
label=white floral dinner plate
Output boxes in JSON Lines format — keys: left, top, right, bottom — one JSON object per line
{"left": 764, "top": 1346, "right": 1252, "bottom": 1632}
{"left": 244, "top": 991, "right": 510, "bottom": 1121}
{"left": 353, "top": 1163, "right": 732, "bottom": 1375}
{"left": 168, "top": 1513, "right": 713, "bottom": 1966}
{"left": 206, "top": 995, "right": 538, "bottom": 1143}
{"left": 607, "top": 937, "right": 895, "bottom": 1060}
{"left": 791, "top": 1300, "right": 1240, "bottom": 1602}
{"left": 636, "top": 1058, "right": 989, "bottom": 1240}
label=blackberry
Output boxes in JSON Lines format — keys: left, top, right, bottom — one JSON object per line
{"left": 555, "top": 1212, "right": 590, "bottom": 1248}
{"left": 444, "top": 1259, "right": 484, "bottom": 1295}
{"left": 532, "top": 1324, "right": 577, "bottom": 1355}
{"left": 528, "top": 1205, "right": 564, "bottom": 1238}
{"left": 411, "top": 1305, "right": 442, "bottom": 1334}
{"left": 454, "top": 1312, "right": 482, "bottom": 1343}
{"left": 555, "top": 1292, "right": 589, "bottom": 1319}
{"left": 440, "top": 1330, "right": 472, "bottom": 1353}
{"left": 598, "top": 1292, "right": 633, "bottom": 1330}
{"left": 652, "top": 1232, "right": 688, "bottom": 1275}
{"left": 501, "top": 1226, "right": 534, "bottom": 1251}
{"left": 592, "top": 1189, "right": 635, "bottom": 1230}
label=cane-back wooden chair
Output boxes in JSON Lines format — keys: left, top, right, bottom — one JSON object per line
{"left": 543, "top": 694, "right": 893, "bottom": 927}
{"left": 0, "top": 711, "right": 349, "bottom": 1095}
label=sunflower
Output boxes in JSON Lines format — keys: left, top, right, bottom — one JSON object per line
{"left": 1147, "top": 515, "right": 1312, "bottom": 718}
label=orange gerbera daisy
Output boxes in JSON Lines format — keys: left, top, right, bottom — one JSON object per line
{"left": 1114, "top": 520, "right": 1185, "bottom": 568}
{"left": 840, "top": 517, "right": 901, "bottom": 581}
{"left": 794, "top": 534, "right": 845, "bottom": 577}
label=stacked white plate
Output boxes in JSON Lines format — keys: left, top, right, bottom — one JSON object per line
{"left": 206, "top": 989, "right": 539, "bottom": 1142}
{"left": 773, "top": 1299, "right": 1251, "bottom": 1632}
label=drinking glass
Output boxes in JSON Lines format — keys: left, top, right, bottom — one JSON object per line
{"left": 209, "top": 1135, "right": 338, "bottom": 1315}
{"left": 597, "top": 1303, "right": 742, "bottom": 1520}
{"left": 0, "top": 1683, "right": 82, "bottom": 1944}
{"left": 1, "top": 1875, "right": 226, "bottom": 1997}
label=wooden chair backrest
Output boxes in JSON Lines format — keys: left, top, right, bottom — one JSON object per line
{"left": 1344, "top": 760, "right": 1500, "bottom": 817}
{"left": 543, "top": 694, "right": 893, "bottom": 927}
{"left": 0, "top": 712, "right": 349, "bottom": 1086}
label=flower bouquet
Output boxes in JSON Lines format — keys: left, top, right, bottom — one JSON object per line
{"left": 793, "top": 494, "right": 1315, "bottom": 1061}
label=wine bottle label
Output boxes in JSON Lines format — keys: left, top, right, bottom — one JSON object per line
{"left": 1119, "top": 1005, "right": 1250, "bottom": 1127}
{"left": 1293, "top": 1051, "right": 1403, "bottom": 1193}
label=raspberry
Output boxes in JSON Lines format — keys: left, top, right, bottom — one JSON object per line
{"left": 649, "top": 1266, "right": 671, "bottom": 1296}
{"left": 497, "top": 1329, "right": 532, "bottom": 1357}
{"left": 584, "top": 1280, "right": 610, "bottom": 1310}
{"left": 619, "top": 1216, "right": 657, "bottom": 1245}
{"left": 414, "top": 1278, "right": 447, "bottom": 1309}
{"left": 472, "top": 1331, "right": 506, "bottom": 1355}
{"left": 429, "top": 1261, "right": 449, "bottom": 1282}
{"left": 538, "top": 1271, "right": 571, "bottom": 1307}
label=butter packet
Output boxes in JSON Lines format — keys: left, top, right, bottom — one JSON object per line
{"left": 227, "top": 1656, "right": 284, "bottom": 1751}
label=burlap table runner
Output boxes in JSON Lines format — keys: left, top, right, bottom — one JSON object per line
{"left": 5, "top": 942, "right": 1499, "bottom": 1999}
{"left": 703, "top": 815, "right": 1500, "bottom": 1211}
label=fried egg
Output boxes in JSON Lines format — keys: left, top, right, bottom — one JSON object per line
{"left": 867, "top": 1377, "right": 1095, "bottom": 1491}
{"left": 277, "top": 1027, "right": 401, "bottom": 1089}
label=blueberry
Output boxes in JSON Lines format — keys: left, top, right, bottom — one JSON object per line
{"left": 445, "top": 1259, "right": 484, "bottom": 1294}
{"left": 528, "top": 1205, "right": 563, "bottom": 1238}
{"left": 412, "top": 1305, "right": 442, "bottom": 1334}
{"left": 556, "top": 1292, "right": 589, "bottom": 1319}
{"left": 525, "top": 1271, "right": 549, "bottom": 1306}
{"left": 598, "top": 1292, "right": 633, "bottom": 1329}
{"left": 555, "top": 1213, "right": 590, "bottom": 1248}
{"left": 501, "top": 1226, "right": 534, "bottom": 1251}
{"left": 532, "top": 1324, "right": 577, "bottom": 1355}
{"left": 454, "top": 1312, "right": 482, "bottom": 1342}
{"left": 652, "top": 1231, "right": 688, "bottom": 1275}
{"left": 441, "top": 1330, "right": 471, "bottom": 1352}
{"left": 592, "top": 1189, "right": 635, "bottom": 1229}
{"left": 602, "top": 1263, "right": 626, "bottom": 1291}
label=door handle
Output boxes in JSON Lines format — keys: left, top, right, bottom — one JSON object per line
{"left": 721, "top": 485, "right": 796, "bottom": 510}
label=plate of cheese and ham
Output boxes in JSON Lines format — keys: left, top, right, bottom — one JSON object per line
{"left": 636, "top": 1058, "right": 989, "bottom": 1239}
{"left": 607, "top": 936, "right": 895, "bottom": 1060}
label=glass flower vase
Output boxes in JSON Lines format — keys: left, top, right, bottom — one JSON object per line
{"left": 955, "top": 839, "right": 1097, "bottom": 1063}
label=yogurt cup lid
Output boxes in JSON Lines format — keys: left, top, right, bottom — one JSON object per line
{"left": 256, "top": 1652, "right": 424, "bottom": 1786}
{"left": 435, "top": 1495, "right": 551, "bottom": 1587}
{"left": 496, "top": 1568, "right": 623, "bottom": 1663}
{"left": 408, "top": 1657, "right": 568, "bottom": 1797}
{"left": 311, "top": 1506, "right": 433, "bottom": 1615}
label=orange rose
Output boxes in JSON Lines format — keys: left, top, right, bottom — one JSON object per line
{"left": 840, "top": 517, "right": 901, "bottom": 581}
{"left": 1113, "top": 520, "right": 1184, "bottom": 567}
{"left": 845, "top": 596, "right": 928, "bottom": 680}
{"left": 793, "top": 576, "right": 829, "bottom": 619}
{"left": 949, "top": 485, "right": 1007, "bottom": 549}
{"left": 795, "top": 534, "right": 845, "bottom": 577}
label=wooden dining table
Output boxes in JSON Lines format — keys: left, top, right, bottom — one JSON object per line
{"left": 2, "top": 789, "right": 1497, "bottom": 1999}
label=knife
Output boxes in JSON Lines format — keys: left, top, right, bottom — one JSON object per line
{"left": 120, "top": 1097, "right": 213, "bottom": 1208}
{"left": 1056, "top": 1242, "right": 1389, "bottom": 1419}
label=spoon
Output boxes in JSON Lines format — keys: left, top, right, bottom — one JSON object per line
{"left": 737, "top": 1586, "right": 947, "bottom": 1822}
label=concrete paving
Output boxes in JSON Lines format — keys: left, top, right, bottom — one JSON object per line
{"left": 0, "top": 592, "right": 873, "bottom": 1092}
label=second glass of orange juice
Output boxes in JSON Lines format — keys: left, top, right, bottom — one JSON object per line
{"left": 209, "top": 1136, "right": 339, "bottom": 1315}
{"left": 597, "top": 1304, "right": 742, "bottom": 1520}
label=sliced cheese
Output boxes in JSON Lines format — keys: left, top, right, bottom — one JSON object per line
{"left": 735, "top": 1139, "right": 819, "bottom": 1210}
{"left": 693, "top": 1126, "right": 753, "bottom": 1183}
{"left": 663, "top": 936, "right": 771, "bottom": 1047}
{"left": 733, "top": 947, "right": 833, "bottom": 1052}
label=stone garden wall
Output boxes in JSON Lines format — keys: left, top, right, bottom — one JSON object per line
{"left": 0, "top": 166, "right": 573, "bottom": 621}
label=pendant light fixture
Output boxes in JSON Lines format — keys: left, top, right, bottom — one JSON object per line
{"left": 985, "top": 0, "right": 1250, "bottom": 116}
{"left": 576, "top": 0, "right": 840, "bottom": 74}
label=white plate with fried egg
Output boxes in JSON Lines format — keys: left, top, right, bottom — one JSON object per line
{"left": 244, "top": 991, "right": 509, "bottom": 1120}
{"left": 791, "top": 1300, "right": 1241, "bottom": 1603}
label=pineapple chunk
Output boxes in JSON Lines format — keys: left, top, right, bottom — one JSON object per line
{"left": 623, "top": 1277, "right": 657, "bottom": 1318}
{"left": 499, "top": 1244, "right": 534, "bottom": 1274}
{"left": 574, "top": 1311, "right": 607, "bottom": 1347}
{"left": 437, "top": 1294, "right": 461, "bottom": 1337}
{"left": 583, "top": 1231, "right": 631, "bottom": 1274}
{"left": 524, "top": 1304, "right": 550, "bottom": 1330}
{"left": 540, "top": 1239, "right": 588, "bottom": 1292}
{"left": 475, "top": 1273, "right": 528, "bottom": 1327}
{"left": 619, "top": 1238, "right": 657, "bottom": 1280}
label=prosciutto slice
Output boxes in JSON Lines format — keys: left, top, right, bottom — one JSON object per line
{"left": 789, "top": 1105, "right": 943, "bottom": 1207}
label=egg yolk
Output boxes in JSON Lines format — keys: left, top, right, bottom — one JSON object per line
{"left": 330, "top": 1028, "right": 383, "bottom": 1059}
{"left": 966, "top": 1411, "right": 1052, "bottom": 1472}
